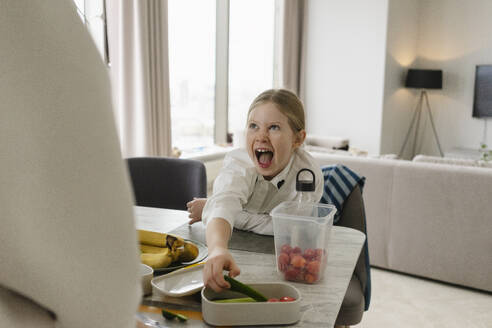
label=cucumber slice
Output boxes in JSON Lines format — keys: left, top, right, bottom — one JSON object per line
{"left": 161, "top": 309, "right": 175, "bottom": 320}
{"left": 161, "top": 309, "right": 188, "bottom": 321}
{"left": 214, "top": 297, "right": 256, "bottom": 303}
{"left": 175, "top": 314, "right": 188, "bottom": 322}
{"left": 224, "top": 275, "right": 268, "bottom": 302}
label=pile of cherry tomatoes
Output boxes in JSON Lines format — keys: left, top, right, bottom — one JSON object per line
{"left": 277, "top": 244, "right": 326, "bottom": 283}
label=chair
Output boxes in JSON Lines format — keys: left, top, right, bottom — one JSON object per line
{"left": 334, "top": 184, "right": 370, "bottom": 327}
{"left": 126, "top": 157, "right": 207, "bottom": 210}
{"left": 320, "top": 164, "right": 371, "bottom": 327}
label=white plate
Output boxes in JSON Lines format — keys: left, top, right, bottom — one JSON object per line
{"left": 151, "top": 263, "right": 204, "bottom": 297}
{"left": 140, "top": 263, "right": 153, "bottom": 296}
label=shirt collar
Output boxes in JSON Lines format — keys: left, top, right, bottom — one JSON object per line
{"left": 257, "top": 154, "right": 295, "bottom": 189}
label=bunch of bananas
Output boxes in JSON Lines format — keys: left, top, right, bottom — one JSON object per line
{"left": 138, "top": 230, "right": 199, "bottom": 269}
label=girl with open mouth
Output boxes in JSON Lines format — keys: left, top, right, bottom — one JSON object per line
{"left": 186, "top": 89, "right": 323, "bottom": 293}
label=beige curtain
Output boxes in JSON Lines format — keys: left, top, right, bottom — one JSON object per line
{"left": 274, "top": 0, "right": 305, "bottom": 98}
{"left": 107, "top": 0, "right": 172, "bottom": 158}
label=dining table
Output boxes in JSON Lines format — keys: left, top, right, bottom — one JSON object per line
{"left": 135, "top": 206, "right": 366, "bottom": 327}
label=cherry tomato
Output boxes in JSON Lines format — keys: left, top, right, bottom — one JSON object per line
{"left": 279, "top": 296, "right": 296, "bottom": 302}
{"left": 291, "top": 246, "right": 302, "bottom": 254}
{"left": 280, "top": 244, "right": 292, "bottom": 254}
{"left": 290, "top": 254, "right": 306, "bottom": 269}
{"left": 284, "top": 268, "right": 300, "bottom": 281}
{"left": 314, "top": 248, "right": 324, "bottom": 260}
{"left": 303, "top": 248, "right": 316, "bottom": 260}
{"left": 307, "top": 260, "right": 321, "bottom": 274}
{"left": 278, "top": 252, "right": 290, "bottom": 265}
{"left": 267, "top": 298, "right": 280, "bottom": 302}
{"left": 305, "top": 273, "right": 318, "bottom": 284}
{"left": 278, "top": 252, "right": 290, "bottom": 272}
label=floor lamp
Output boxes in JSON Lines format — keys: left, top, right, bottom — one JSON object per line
{"left": 399, "top": 69, "right": 444, "bottom": 158}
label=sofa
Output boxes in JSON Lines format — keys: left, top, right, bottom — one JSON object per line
{"left": 311, "top": 152, "right": 492, "bottom": 293}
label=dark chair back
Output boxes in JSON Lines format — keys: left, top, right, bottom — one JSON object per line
{"left": 335, "top": 184, "right": 371, "bottom": 326}
{"left": 320, "top": 164, "right": 370, "bottom": 326}
{"left": 126, "top": 157, "right": 207, "bottom": 210}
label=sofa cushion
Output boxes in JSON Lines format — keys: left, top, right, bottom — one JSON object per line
{"left": 305, "top": 134, "right": 349, "bottom": 149}
{"left": 389, "top": 161, "right": 492, "bottom": 291}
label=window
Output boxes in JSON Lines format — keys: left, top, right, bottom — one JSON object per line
{"left": 168, "top": 0, "right": 275, "bottom": 154}
{"left": 228, "top": 0, "right": 275, "bottom": 138}
{"left": 168, "top": 0, "right": 216, "bottom": 152}
{"left": 72, "top": 0, "right": 109, "bottom": 64}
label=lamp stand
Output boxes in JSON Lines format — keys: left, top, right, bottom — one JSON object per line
{"left": 399, "top": 90, "right": 444, "bottom": 158}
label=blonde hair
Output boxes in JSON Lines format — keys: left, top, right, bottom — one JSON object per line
{"left": 247, "top": 89, "right": 305, "bottom": 133}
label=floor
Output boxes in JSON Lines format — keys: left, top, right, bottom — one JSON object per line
{"left": 352, "top": 268, "right": 492, "bottom": 328}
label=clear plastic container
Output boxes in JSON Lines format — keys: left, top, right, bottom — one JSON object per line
{"left": 271, "top": 201, "right": 337, "bottom": 284}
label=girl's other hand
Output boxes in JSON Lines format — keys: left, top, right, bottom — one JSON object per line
{"left": 186, "top": 198, "right": 207, "bottom": 225}
{"left": 203, "top": 246, "right": 240, "bottom": 292}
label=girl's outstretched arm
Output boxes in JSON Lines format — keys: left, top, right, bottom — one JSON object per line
{"left": 203, "top": 218, "right": 241, "bottom": 292}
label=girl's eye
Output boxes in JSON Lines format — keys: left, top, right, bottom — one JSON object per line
{"left": 248, "top": 122, "right": 258, "bottom": 129}
{"left": 269, "top": 125, "right": 280, "bottom": 131}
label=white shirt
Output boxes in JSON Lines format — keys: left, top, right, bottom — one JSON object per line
{"left": 202, "top": 147, "right": 323, "bottom": 235}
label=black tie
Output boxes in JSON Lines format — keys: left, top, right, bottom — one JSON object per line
{"left": 277, "top": 180, "right": 285, "bottom": 189}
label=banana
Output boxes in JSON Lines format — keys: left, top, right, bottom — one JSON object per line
{"left": 138, "top": 230, "right": 185, "bottom": 249}
{"left": 140, "top": 244, "right": 169, "bottom": 254}
{"left": 138, "top": 230, "right": 199, "bottom": 268}
{"left": 180, "top": 241, "right": 199, "bottom": 262}
{"left": 140, "top": 249, "right": 173, "bottom": 269}
{"left": 172, "top": 248, "right": 184, "bottom": 262}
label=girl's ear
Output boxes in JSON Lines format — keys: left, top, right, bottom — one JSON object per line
{"left": 293, "top": 130, "right": 306, "bottom": 149}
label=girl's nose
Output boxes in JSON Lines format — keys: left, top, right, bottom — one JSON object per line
{"left": 256, "top": 128, "right": 269, "bottom": 141}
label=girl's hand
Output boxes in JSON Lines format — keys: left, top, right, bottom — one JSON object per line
{"left": 203, "top": 246, "right": 240, "bottom": 292}
{"left": 186, "top": 198, "right": 207, "bottom": 225}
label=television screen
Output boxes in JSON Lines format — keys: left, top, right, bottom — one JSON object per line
{"left": 473, "top": 65, "right": 492, "bottom": 118}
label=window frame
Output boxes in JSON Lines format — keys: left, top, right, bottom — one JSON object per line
{"left": 73, "top": 0, "right": 110, "bottom": 65}
{"left": 214, "top": 0, "right": 230, "bottom": 145}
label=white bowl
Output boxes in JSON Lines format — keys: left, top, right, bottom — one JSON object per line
{"left": 140, "top": 263, "right": 153, "bottom": 296}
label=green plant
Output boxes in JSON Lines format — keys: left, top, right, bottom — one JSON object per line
{"left": 479, "top": 143, "right": 492, "bottom": 162}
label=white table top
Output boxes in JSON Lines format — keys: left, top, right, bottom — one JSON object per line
{"left": 135, "top": 206, "right": 365, "bottom": 327}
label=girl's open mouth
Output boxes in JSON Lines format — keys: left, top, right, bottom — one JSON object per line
{"left": 255, "top": 148, "right": 274, "bottom": 168}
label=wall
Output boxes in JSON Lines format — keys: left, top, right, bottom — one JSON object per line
{"left": 305, "top": 0, "right": 492, "bottom": 157}
{"left": 380, "top": 0, "right": 420, "bottom": 158}
{"left": 303, "top": 0, "right": 389, "bottom": 155}
{"left": 416, "top": 0, "right": 492, "bottom": 155}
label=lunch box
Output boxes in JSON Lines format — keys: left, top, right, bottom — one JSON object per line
{"left": 201, "top": 282, "right": 301, "bottom": 326}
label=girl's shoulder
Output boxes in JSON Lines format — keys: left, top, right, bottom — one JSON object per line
{"left": 292, "top": 148, "right": 323, "bottom": 181}
{"left": 224, "top": 148, "right": 252, "bottom": 164}
{"left": 222, "top": 148, "right": 257, "bottom": 176}
{"left": 293, "top": 147, "right": 319, "bottom": 169}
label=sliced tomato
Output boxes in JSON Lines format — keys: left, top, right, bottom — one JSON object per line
{"left": 279, "top": 296, "right": 296, "bottom": 302}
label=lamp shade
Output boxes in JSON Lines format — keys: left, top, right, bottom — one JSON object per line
{"left": 405, "top": 69, "right": 442, "bottom": 89}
